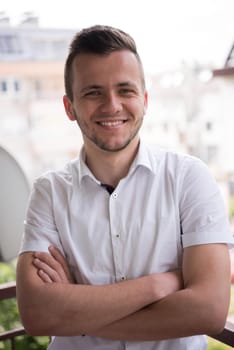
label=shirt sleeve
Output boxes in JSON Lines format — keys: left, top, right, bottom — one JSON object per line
{"left": 19, "top": 175, "right": 64, "bottom": 255}
{"left": 179, "top": 156, "right": 234, "bottom": 248}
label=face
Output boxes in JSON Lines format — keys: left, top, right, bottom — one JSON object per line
{"left": 63, "top": 50, "right": 148, "bottom": 154}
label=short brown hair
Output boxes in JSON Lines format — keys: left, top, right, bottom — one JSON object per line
{"left": 64, "top": 25, "right": 145, "bottom": 101}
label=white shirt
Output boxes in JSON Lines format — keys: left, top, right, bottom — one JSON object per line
{"left": 20, "top": 142, "right": 234, "bottom": 350}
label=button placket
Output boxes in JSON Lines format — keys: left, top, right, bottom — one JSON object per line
{"left": 109, "top": 192, "right": 125, "bottom": 281}
{"left": 112, "top": 191, "right": 118, "bottom": 199}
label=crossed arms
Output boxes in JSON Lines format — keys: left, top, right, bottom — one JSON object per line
{"left": 16, "top": 243, "right": 231, "bottom": 341}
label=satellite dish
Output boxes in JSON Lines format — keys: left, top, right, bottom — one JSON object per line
{"left": 0, "top": 146, "right": 30, "bottom": 262}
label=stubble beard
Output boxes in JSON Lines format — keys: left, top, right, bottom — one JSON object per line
{"left": 73, "top": 109, "right": 143, "bottom": 153}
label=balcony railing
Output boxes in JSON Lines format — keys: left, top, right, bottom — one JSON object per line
{"left": 0, "top": 281, "right": 234, "bottom": 348}
{"left": 0, "top": 282, "right": 26, "bottom": 349}
{"left": 211, "top": 320, "right": 234, "bottom": 347}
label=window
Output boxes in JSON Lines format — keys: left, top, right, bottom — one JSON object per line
{"left": 0, "top": 34, "right": 21, "bottom": 55}
{"left": 0, "top": 80, "right": 7, "bottom": 93}
{"left": 14, "top": 80, "right": 20, "bottom": 92}
{"left": 206, "top": 121, "right": 213, "bottom": 131}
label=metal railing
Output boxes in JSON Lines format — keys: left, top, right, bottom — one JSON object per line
{"left": 0, "top": 281, "right": 234, "bottom": 348}
{"left": 211, "top": 320, "right": 234, "bottom": 347}
{"left": 0, "top": 282, "right": 26, "bottom": 350}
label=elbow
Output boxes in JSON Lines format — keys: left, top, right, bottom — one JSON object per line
{"left": 23, "top": 319, "right": 54, "bottom": 336}
{"left": 206, "top": 320, "right": 226, "bottom": 336}
{"left": 20, "top": 311, "right": 47, "bottom": 336}
{"left": 204, "top": 303, "right": 228, "bottom": 335}
{"left": 17, "top": 292, "right": 57, "bottom": 336}
{"left": 208, "top": 315, "right": 227, "bottom": 336}
{"left": 18, "top": 303, "right": 52, "bottom": 336}
{"left": 207, "top": 319, "right": 226, "bottom": 336}
{"left": 24, "top": 324, "right": 44, "bottom": 337}
{"left": 19, "top": 306, "right": 85, "bottom": 337}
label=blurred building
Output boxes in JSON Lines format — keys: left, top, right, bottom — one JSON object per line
{"left": 0, "top": 12, "right": 234, "bottom": 215}
{"left": 0, "top": 12, "right": 81, "bottom": 181}
{"left": 212, "top": 42, "right": 234, "bottom": 217}
{"left": 141, "top": 42, "right": 234, "bottom": 212}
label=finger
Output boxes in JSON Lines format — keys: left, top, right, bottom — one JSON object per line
{"left": 34, "top": 252, "right": 65, "bottom": 280}
{"left": 38, "top": 269, "right": 53, "bottom": 283}
{"left": 48, "top": 246, "right": 69, "bottom": 274}
{"left": 49, "top": 246, "right": 74, "bottom": 283}
{"left": 33, "top": 257, "right": 61, "bottom": 283}
{"left": 48, "top": 246, "right": 66, "bottom": 266}
{"left": 34, "top": 251, "right": 58, "bottom": 268}
{"left": 34, "top": 249, "right": 73, "bottom": 284}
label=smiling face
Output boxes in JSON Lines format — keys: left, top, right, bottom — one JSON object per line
{"left": 63, "top": 50, "right": 148, "bottom": 155}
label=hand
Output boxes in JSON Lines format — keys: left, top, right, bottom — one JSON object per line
{"left": 151, "top": 269, "right": 184, "bottom": 300}
{"left": 33, "top": 246, "right": 75, "bottom": 284}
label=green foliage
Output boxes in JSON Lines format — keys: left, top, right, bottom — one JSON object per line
{"left": 0, "top": 263, "right": 16, "bottom": 282}
{"left": 207, "top": 337, "right": 233, "bottom": 350}
{"left": 229, "top": 196, "right": 234, "bottom": 218}
{"left": 0, "top": 262, "right": 19, "bottom": 332}
{"left": 0, "top": 336, "right": 49, "bottom": 350}
{"left": 0, "top": 261, "right": 49, "bottom": 350}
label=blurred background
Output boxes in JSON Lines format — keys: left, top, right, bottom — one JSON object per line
{"left": 0, "top": 0, "right": 234, "bottom": 208}
{"left": 0, "top": 0, "right": 234, "bottom": 349}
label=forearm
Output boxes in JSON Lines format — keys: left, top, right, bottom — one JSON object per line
{"left": 91, "top": 244, "right": 231, "bottom": 341}
{"left": 18, "top": 275, "right": 154, "bottom": 336}
{"left": 92, "top": 286, "right": 228, "bottom": 341}
{"left": 17, "top": 253, "right": 181, "bottom": 336}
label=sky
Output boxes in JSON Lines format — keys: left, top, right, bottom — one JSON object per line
{"left": 1, "top": 0, "right": 234, "bottom": 74}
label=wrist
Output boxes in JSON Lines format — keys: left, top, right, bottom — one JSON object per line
{"left": 151, "top": 270, "right": 183, "bottom": 301}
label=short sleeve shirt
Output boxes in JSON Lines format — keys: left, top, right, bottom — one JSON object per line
{"left": 20, "top": 142, "right": 234, "bottom": 350}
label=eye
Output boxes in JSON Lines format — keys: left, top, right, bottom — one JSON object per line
{"left": 84, "top": 90, "right": 101, "bottom": 97}
{"left": 119, "top": 88, "right": 136, "bottom": 95}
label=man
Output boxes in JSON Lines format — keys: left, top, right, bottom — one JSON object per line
{"left": 16, "top": 25, "right": 234, "bottom": 350}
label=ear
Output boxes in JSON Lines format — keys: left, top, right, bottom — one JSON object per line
{"left": 143, "top": 91, "right": 148, "bottom": 114}
{"left": 63, "top": 95, "right": 76, "bottom": 121}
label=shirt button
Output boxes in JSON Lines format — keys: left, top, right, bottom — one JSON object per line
{"left": 113, "top": 192, "right": 118, "bottom": 198}
{"left": 116, "top": 234, "right": 120, "bottom": 238}
{"left": 121, "top": 276, "right": 126, "bottom": 281}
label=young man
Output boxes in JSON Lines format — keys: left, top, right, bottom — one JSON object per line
{"left": 16, "top": 25, "right": 234, "bottom": 350}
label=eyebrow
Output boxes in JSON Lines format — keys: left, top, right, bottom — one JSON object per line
{"left": 81, "top": 81, "right": 138, "bottom": 91}
{"left": 80, "top": 85, "right": 102, "bottom": 93}
{"left": 117, "top": 81, "right": 138, "bottom": 88}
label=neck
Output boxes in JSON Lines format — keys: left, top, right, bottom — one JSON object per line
{"left": 84, "top": 139, "right": 140, "bottom": 188}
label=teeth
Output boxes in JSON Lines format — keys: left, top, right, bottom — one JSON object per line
{"left": 99, "top": 120, "right": 124, "bottom": 126}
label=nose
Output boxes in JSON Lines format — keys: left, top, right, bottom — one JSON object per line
{"left": 100, "top": 92, "right": 123, "bottom": 114}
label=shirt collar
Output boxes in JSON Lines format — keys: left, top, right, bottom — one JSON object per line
{"left": 77, "top": 147, "right": 100, "bottom": 185}
{"left": 77, "top": 141, "right": 158, "bottom": 185}
{"left": 129, "top": 141, "right": 158, "bottom": 175}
